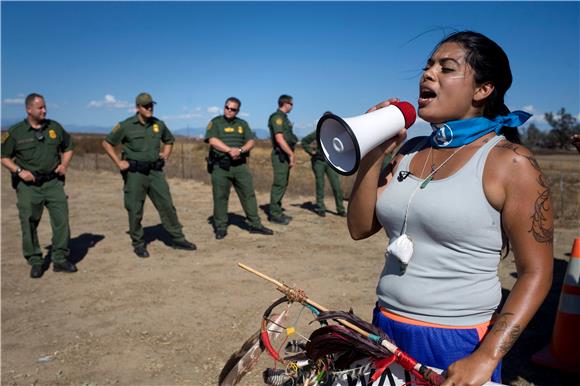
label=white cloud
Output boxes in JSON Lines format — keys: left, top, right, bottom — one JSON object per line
{"left": 87, "top": 94, "right": 131, "bottom": 109}
{"left": 3, "top": 98, "right": 24, "bottom": 105}
{"left": 207, "top": 106, "right": 220, "bottom": 114}
{"left": 522, "top": 105, "right": 536, "bottom": 113}
{"left": 161, "top": 112, "right": 204, "bottom": 121}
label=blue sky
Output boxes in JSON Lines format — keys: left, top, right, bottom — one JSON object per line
{"left": 1, "top": 1, "right": 579, "bottom": 138}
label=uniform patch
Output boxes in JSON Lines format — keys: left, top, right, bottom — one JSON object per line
{"left": 1, "top": 132, "right": 9, "bottom": 144}
{"left": 206, "top": 122, "right": 213, "bottom": 131}
{"left": 112, "top": 123, "right": 121, "bottom": 133}
{"left": 153, "top": 124, "right": 160, "bottom": 133}
{"left": 49, "top": 129, "right": 57, "bottom": 139}
{"left": 275, "top": 118, "right": 283, "bottom": 126}
{"left": 224, "top": 127, "right": 234, "bottom": 133}
{"left": 238, "top": 126, "right": 243, "bottom": 134}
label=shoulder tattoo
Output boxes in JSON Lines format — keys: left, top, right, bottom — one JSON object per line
{"left": 497, "top": 142, "right": 554, "bottom": 245}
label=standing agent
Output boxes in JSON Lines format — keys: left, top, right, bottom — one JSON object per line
{"left": 205, "top": 97, "right": 274, "bottom": 240}
{"left": 347, "top": 31, "right": 553, "bottom": 385}
{"left": 102, "top": 92, "right": 196, "bottom": 258}
{"left": 268, "top": 94, "right": 298, "bottom": 225}
{"left": 1, "top": 93, "right": 77, "bottom": 278}
{"left": 301, "top": 111, "right": 346, "bottom": 217}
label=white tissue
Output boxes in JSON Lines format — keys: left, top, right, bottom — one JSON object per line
{"left": 386, "top": 234, "right": 414, "bottom": 265}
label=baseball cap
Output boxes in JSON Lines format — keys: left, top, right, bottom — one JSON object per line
{"left": 136, "top": 92, "right": 156, "bottom": 106}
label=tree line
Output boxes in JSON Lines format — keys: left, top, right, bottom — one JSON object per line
{"left": 520, "top": 108, "right": 580, "bottom": 149}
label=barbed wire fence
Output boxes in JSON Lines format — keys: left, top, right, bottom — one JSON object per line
{"left": 71, "top": 138, "right": 580, "bottom": 228}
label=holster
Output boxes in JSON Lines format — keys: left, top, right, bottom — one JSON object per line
{"left": 274, "top": 148, "right": 289, "bottom": 163}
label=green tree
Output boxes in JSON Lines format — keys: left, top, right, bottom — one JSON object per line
{"left": 520, "top": 123, "right": 546, "bottom": 148}
{"left": 544, "top": 108, "right": 580, "bottom": 149}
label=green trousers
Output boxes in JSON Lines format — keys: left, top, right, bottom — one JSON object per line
{"left": 269, "top": 151, "right": 290, "bottom": 217}
{"left": 16, "top": 178, "right": 69, "bottom": 267}
{"left": 211, "top": 163, "right": 262, "bottom": 232}
{"left": 123, "top": 170, "right": 185, "bottom": 246}
{"left": 312, "top": 159, "right": 345, "bottom": 212}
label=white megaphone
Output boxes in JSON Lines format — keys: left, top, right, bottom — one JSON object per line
{"left": 316, "top": 101, "right": 416, "bottom": 175}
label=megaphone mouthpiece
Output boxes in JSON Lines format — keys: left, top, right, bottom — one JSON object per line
{"left": 317, "top": 100, "right": 416, "bottom": 175}
{"left": 390, "top": 101, "right": 417, "bottom": 129}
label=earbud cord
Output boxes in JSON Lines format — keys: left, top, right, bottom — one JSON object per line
{"left": 400, "top": 145, "right": 465, "bottom": 235}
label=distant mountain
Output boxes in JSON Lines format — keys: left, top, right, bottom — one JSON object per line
{"left": 172, "top": 127, "right": 271, "bottom": 140}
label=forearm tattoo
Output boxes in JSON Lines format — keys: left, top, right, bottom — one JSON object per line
{"left": 493, "top": 312, "right": 522, "bottom": 355}
{"left": 497, "top": 142, "right": 554, "bottom": 244}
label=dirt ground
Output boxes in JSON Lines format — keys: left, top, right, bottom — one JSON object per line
{"left": 1, "top": 168, "right": 578, "bottom": 386}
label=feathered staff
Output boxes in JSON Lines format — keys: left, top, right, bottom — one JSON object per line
{"left": 238, "top": 262, "right": 446, "bottom": 386}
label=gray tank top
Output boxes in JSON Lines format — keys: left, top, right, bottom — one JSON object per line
{"left": 376, "top": 135, "right": 504, "bottom": 326}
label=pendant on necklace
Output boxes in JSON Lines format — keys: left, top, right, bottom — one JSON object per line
{"left": 420, "top": 176, "right": 433, "bottom": 189}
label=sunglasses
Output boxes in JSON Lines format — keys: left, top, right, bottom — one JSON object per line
{"left": 224, "top": 106, "right": 239, "bottom": 112}
{"left": 286, "top": 102, "right": 293, "bottom": 106}
{"left": 141, "top": 104, "right": 154, "bottom": 109}
{"left": 34, "top": 130, "right": 45, "bottom": 142}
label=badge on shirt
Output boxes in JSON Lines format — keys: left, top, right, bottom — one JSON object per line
{"left": 275, "top": 118, "right": 283, "bottom": 126}
{"left": 237, "top": 126, "right": 243, "bottom": 134}
{"left": 153, "top": 124, "right": 160, "bottom": 133}
{"left": 224, "top": 127, "right": 234, "bottom": 133}
{"left": 49, "top": 129, "right": 57, "bottom": 139}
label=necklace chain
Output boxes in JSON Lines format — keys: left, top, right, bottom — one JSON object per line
{"left": 419, "top": 145, "right": 465, "bottom": 189}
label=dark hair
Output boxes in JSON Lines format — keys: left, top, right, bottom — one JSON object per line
{"left": 225, "top": 97, "right": 241, "bottom": 109}
{"left": 25, "top": 93, "right": 44, "bottom": 107}
{"left": 436, "top": 31, "right": 520, "bottom": 142}
{"left": 278, "top": 94, "right": 293, "bottom": 107}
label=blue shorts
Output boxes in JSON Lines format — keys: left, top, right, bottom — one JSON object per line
{"left": 372, "top": 305, "right": 502, "bottom": 383}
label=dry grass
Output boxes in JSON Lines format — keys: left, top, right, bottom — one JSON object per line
{"left": 71, "top": 134, "right": 580, "bottom": 227}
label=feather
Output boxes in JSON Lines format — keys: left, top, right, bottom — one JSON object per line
{"left": 218, "top": 312, "right": 287, "bottom": 386}
{"left": 306, "top": 310, "right": 394, "bottom": 365}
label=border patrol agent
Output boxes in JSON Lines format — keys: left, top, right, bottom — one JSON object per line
{"left": 301, "top": 113, "right": 346, "bottom": 217}
{"left": 101, "top": 92, "right": 196, "bottom": 258}
{"left": 205, "top": 97, "right": 273, "bottom": 239}
{"left": 268, "top": 94, "right": 297, "bottom": 225}
{"left": 1, "top": 93, "right": 78, "bottom": 278}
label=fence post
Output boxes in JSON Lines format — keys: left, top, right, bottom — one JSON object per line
{"left": 181, "top": 142, "right": 185, "bottom": 179}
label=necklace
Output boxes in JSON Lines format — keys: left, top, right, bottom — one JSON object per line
{"left": 419, "top": 145, "right": 465, "bottom": 189}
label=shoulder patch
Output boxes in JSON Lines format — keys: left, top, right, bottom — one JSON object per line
{"left": 112, "top": 123, "right": 121, "bottom": 133}
{"left": 206, "top": 121, "right": 213, "bottom": 131}
{"left": 275, "top": 118, "right": 283, "bottom": 126}
{"left": 1, "top": 132, "right": 8, "bottom": 144}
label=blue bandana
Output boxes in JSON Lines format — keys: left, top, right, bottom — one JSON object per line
{"left": 429, "top": 111, "right": 532, "bottom": 148}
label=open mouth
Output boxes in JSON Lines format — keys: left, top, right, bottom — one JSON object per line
{"left": 420, "top": 88, "right": 437, "bottom": 99}
{"left": 418, "top": 87, "right": 437, "bottom": 107}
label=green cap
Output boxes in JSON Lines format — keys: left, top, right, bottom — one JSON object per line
{"left": 136, "top": 92, "right": 156, "bottom": 106}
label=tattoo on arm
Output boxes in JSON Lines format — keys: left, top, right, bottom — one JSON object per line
{"left": 493, "top": 312, "right": 523, "bottom": 355}
{"left": 497, "top": 142, "right": 554, "bottom": 245}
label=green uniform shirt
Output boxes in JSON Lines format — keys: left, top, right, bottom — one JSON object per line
{"left": 268, "top": 110, "right": 297, "bottom": 149}
{"left": 204, "top": 115, "right": 255, "bottom": 156}
{"left": 1, "top": 119, "right": 74, "bottom": 174}
{"left": 105, "top": 115, "right": 174, "bottom": 162}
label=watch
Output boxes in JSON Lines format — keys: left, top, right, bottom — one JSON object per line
{"left": 15, "top": 167, "right": 22, "bottom": 174}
